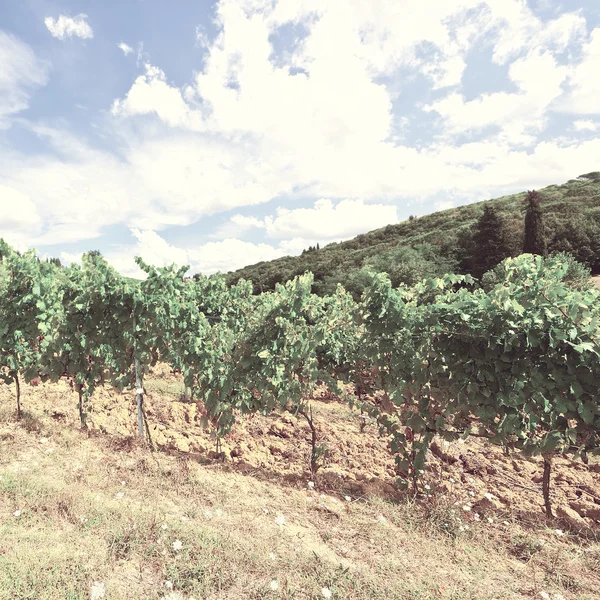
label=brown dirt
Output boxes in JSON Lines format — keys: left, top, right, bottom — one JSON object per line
{"left": 2, "top": 365, "right": 599, "bottom": 531}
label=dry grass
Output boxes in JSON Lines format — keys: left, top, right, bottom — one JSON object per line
{"left": 1, "top": 389, "right": 600, "bottom": 599}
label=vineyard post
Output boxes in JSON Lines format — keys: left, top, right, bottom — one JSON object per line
{"left": 542, "top": 455, "right": 553, "bottom": 518}
{"left": 131, "top": 311, "right": 145, "bottom": 442}
{"left": 14, "top": 372, "right": 21, "bottom": 419}
{"left": 134, "top": 354, "right": 144, "bottom": 441}
{"left": 77, "top": 385, "right": 86, "bottom": 429}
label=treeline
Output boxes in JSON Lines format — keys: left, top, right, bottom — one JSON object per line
{"left": 1, "top": 237, "right": 600, "bottom": 516}
{"left": 227, "top": 172, "right": 600, "bottom": 296}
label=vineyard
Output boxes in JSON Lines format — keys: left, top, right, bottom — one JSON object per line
{"left": 1, "top": 238, "right": 600, "bottom": 511}
{"left": 1, "top": 238, "right": 600, "bottom": 598}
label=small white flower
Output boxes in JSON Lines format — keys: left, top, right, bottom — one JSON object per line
{"left": 172, "top": 539, "right": 183, "bottom": 551}
{"left": 13, "top": 510, "right": 21, "bottom": 518}
{"left": 473, "top": 513, "right": 480, "bottom": 521}
{"left": 344, "top": 496, "right": 351, "bottom": 502}
{"left": 270, "top": 580, "right": 279, "bottom": 591}
{"left": 307, "top": 481, "right": 315, "bottom": 488}
{"left": 263, "top": 507, "right": 270, "bottom": 514}
{"left": 90, "top": 581, "right": 106, "bottom": 600}
{"left": 203, "top": 510, "right": 213, "bottom": 520}
{"left": 487, "top": 517, "right": 494, "bottom": 524}
{"left": 424, "top": 484, "right": 431, "bottom": 490}
{"left": 458, "top": 439, "right": 465, "bottom": 445}
{"left": 503, "top": 520, "right": 510, "bottom": 526}
{"left": 269, "top": 552, "right": 276, "bottom": 561}
{"left": 459, "top": 526, "right": 465, "bottom": 532}
{"left": 449, "top": 478, "right": 456, "bottom": 483}
{"left": 162, "top": 523, "right": 168, "bottom": 530}
{"left": 553, "top": 594, "right": 566, "bottom": 600}
{"left": 322, "top": 587, "right": 332, "bottom": 598}
{"left": 376, "top": 514, "right": 387, "bottom": 524}
{"left": 462, "top": 505, "right": 471, "bottom": 512}
{"left": 484, "top": 492, "right": 495, "bottom": 501}
{"left": 554, "top": 529, "right": 565, "bottom": 537}
{"left": 164, "top": 581, "right": 173, "bottom": 589}
{"left": 275, "top": 514, "right": 286, "bottom": 526}
{"left": 121, "top": 480, "right": 126, "bottom": 486}
{"left": 115, "top": 492, "right": 124, "bottom": 499}
{"left": 538, "top": 593, "right": 550, "bottom": 600}
{"left": 215, "top": 508, "right": 223, "bottom": 517}
{"left": 468, "top": 491, "right": 475, "bottom": 497}
{"left": 369, "top": 538, "right": 374, "bottom": 543}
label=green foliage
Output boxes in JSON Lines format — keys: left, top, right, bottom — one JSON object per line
{"left": 0, "top": 240, "right": 62, "bottom": 415}
{"left": 353, "top": 255, "right": 600, "bottom": 493}
{"left": 549, "top": 216, "right": 600, "bottom": 274}
{"left": 1, "top": 233, "right": 599, "bottom": 509}
{"left": 464, "top": 204, "right": 514, "bottom": 279}
{"left": 227, "top": 175, "right": 599, "bottom": 293}
{"left": 523, "top": 190, "right": 547, "bottom": 256}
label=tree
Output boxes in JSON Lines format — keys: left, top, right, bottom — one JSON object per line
{"left": 469, "top": 205, "right": 513, "bottom": 279}
{"left": 523, "top": 190, "right": 547, "bottom": 256}
{"left": 549, "top": 217, "right": 600, "bottom": 274}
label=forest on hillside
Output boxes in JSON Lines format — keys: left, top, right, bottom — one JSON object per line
{"left": 226, "top": 172, "right": 600, "bottom": 297}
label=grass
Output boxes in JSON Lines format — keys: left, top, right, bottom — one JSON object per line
{"left": 1, "top": 384, "right": 600, "bottom": 600}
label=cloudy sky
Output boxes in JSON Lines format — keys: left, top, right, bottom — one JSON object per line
{"left": 0, "top": 0, "right": 599, "bottom": 276}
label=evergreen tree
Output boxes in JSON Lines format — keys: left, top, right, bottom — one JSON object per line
{"left": 523, "top": 190, "right": 547, "bottom": 256}
{"left": 470, "top": 204, "right": 512, "bottom": 279}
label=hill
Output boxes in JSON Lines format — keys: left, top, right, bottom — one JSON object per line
{"left": 226, "top": 172, "right": 600, "bottom": 296}
{"left": 2, "top": 366, "right": 600, "bottom": 599}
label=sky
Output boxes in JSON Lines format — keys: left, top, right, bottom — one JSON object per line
{"left": 0, "top": 0, "right": 599, "bottom": 277}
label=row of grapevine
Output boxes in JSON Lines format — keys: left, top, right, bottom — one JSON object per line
{"left": 355, "top": 255, "right": 600, "bottom": 514}
{"left": 1, "top": 238, "right": 599, "bottom": 515}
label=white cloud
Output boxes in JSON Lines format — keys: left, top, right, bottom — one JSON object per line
{"left": 573, "top": 119, "right": 598, "bottom": 132}
{"left": 263, "top": 199, "right": 398, "bottom": 240}
{"left": 218, "top": 199, "right": 397, "bottom": 242}
{"left": 425, "top": 51, "right": 568, "bottom": 142}
{"left": 44, "top": 14, "right": 93, "bottom": 41}
{"left": 0, "top": 184, "right": 43, "bottom": 249}
{"left": 562, "top": 27, "right": 600, "bottom": 115}
{"left": 2, "top": 0, "right": 600, "bottom": 268}
{"left": 212, "top": 214, "right": 264, "bottom": 238}
{"left": 0, "top": 32, "right": 49, "bottom": 128}
{"left": 106, "top": 229, "right": 288, "bottom": 277}
{"left": 111, "top": 64, "right": 202, "bottom": 129}
{"left": 59, "top": 251, "right": 83, "bottom": 266}
{"left": 118, "top": 42, "right": 134, "bottom": 56}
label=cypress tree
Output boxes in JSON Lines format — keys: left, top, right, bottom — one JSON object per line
{"left": 470, "top": 204, "right": 512, "bottom": 279}
{"left": 523, "top": 190, "right": 547, "bottom": 256}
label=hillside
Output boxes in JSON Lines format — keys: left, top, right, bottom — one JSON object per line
{"left": 2, "top": 367, "right": 600, "bottom": 600}
{"left": 226, "top": 173, "right": 600, "bottom": 295}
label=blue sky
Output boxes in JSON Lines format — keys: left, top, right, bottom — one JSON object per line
{"left": 0, "top": 0, "right": 599, "bottom": 276}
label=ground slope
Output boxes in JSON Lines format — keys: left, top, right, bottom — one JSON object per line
{"left": 1, "top": 369, "right": 600, "bottom": 600}
{"left": 226, "top": 174, "right": 600, "bottom": 294}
